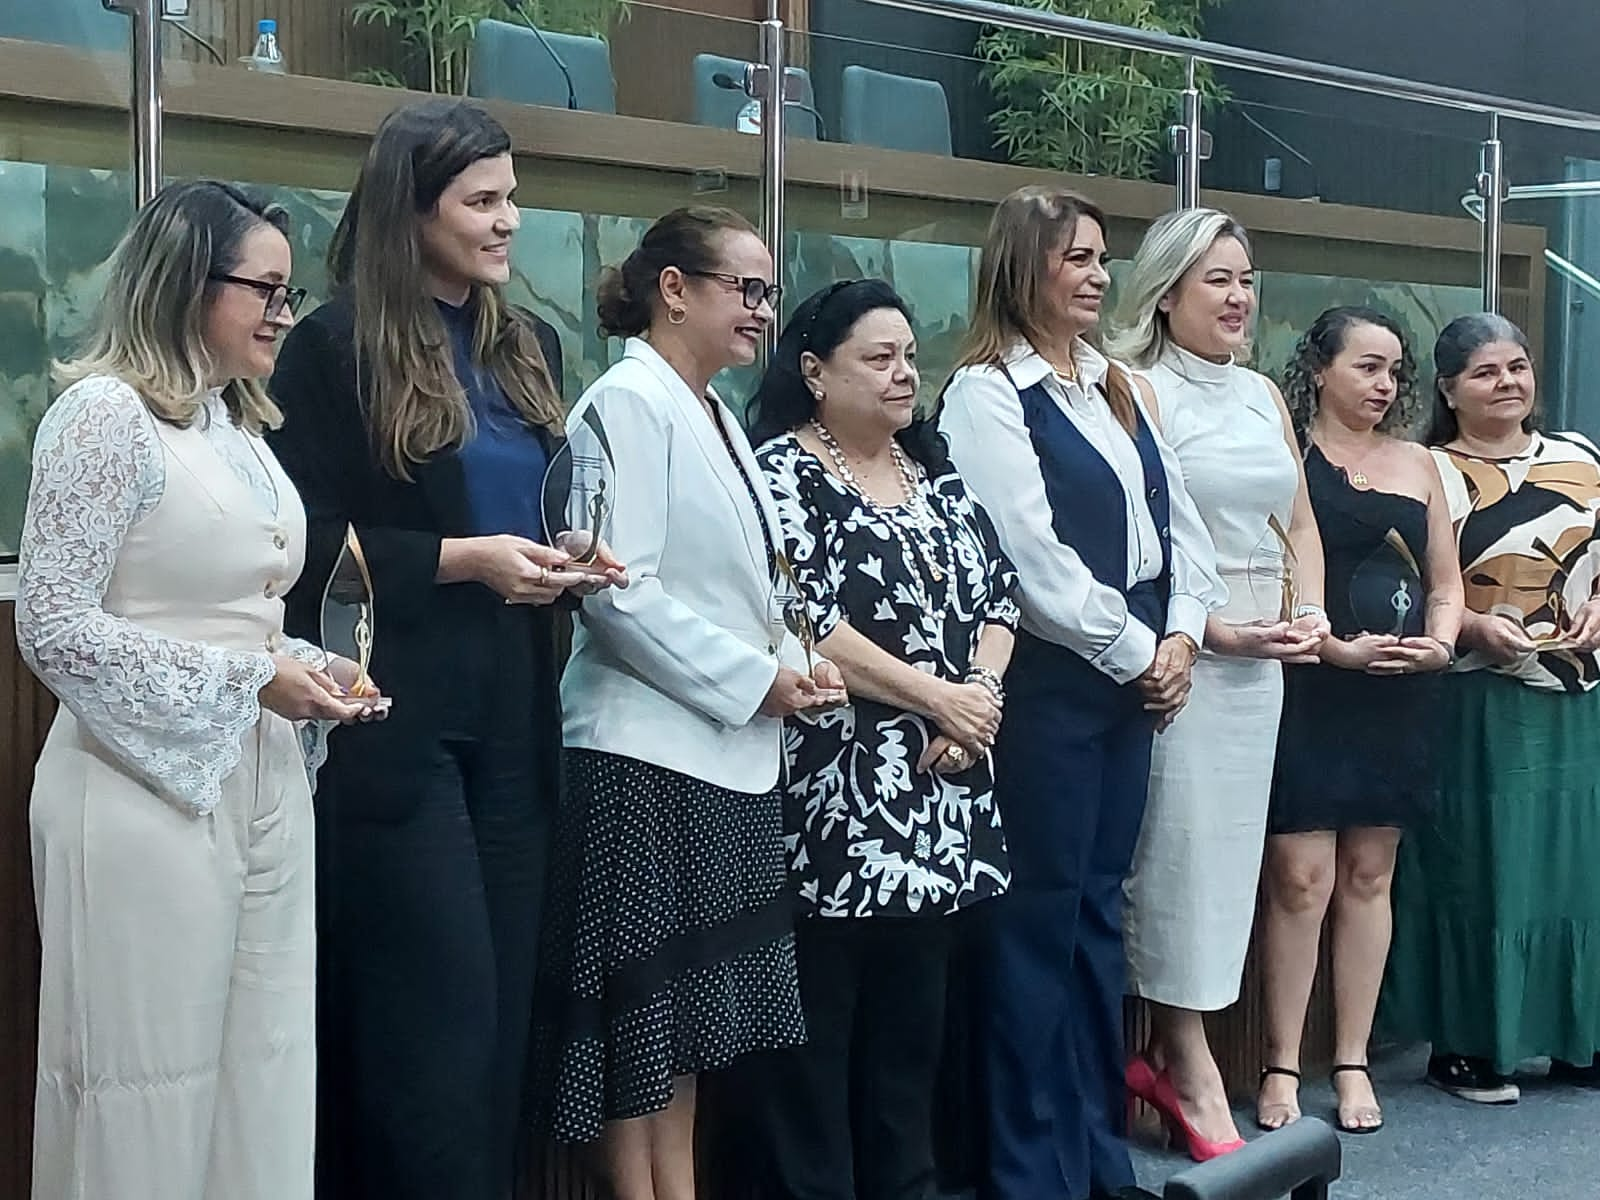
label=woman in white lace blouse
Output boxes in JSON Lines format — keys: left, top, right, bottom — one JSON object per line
{"left": 15, "top": 181, "right": 379, "bottom": 1200}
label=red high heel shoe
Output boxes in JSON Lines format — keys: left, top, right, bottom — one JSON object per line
{"left": 1125, "top": 1056, "right": 1246, "bottom": 1163}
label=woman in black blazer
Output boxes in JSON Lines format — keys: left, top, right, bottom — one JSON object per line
{"left": 268, "top": 99, "right": 623, "bottom": 1200}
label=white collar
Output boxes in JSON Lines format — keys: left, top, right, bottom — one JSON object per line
{"left": 1159, "top": 342, "right": 1237, "bottom": 387}
{"left": 623, "top": 335, "right": 724, "bottom": 410}
{"left": 1003, "top": 338, "right": 1113, "bottom": 393}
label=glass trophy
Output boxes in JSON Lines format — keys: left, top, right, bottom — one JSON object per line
{"left": 320, "top": 523, "right": 380, "bottom": 700}
{"left": 1349, "top": 527, "right": 1425, "bottom": 637}
{"left": 1245, "top": 514, "right": 1298, "bottom": 623}
{"left": 773, "top": 553, "right": 816, "bottom": 678}
{"left": 541, "top": 404, "right": 616, "bottom": 567}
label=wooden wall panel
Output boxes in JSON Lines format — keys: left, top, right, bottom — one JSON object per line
{"left": 0, "top": 606, "right": 50, "bottom": 1200}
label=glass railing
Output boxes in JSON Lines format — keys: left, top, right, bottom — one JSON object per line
{"left": 8, "top": 0, "right": 1600, "bottom": 555}
{"left": 0, "top": 1, "right": 132, "bottom": 566}
{"left": 1491, "top": 117, "right": 1600, "bottom": 436}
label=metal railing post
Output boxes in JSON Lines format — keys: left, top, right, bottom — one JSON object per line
{"left": 756, "top": 16, "right": 787, "bottom": 354}
{"left": 104, "top": 0, "right": 163, "bottom": 206}
{"left": 1172, "top": 57, "right": 1202, "bottom": 209}
{"left": 1479, "top": 112, "right": 1505, "bottom": 313}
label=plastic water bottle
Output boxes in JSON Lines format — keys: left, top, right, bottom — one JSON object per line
{"left": 244, "top": 19, "right": 286, "bottom": 74}
{"left": 735, "top": 97, "right": 761, "bottom": 135}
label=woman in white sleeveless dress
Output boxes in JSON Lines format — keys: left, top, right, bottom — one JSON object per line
{"left": 1107, "top": 209, "right": 1329, "bottom": 1159}
{"left": 16, "top": 182, "right": 379, "bottom": 1200}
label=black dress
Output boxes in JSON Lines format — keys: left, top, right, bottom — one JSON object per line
{"left": 1269, "top": 445, "right": 1440, "bottom": 834}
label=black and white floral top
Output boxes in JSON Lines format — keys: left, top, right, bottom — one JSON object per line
{"left": 757, "top": 432, "right": 1020, "bottom": 918}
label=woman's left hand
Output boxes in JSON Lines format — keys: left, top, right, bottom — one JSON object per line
{"left": 553, "top": 532, "right": 630, "bottom": 594}
{"left": 1288, "top": 610, "right": 1333, "bottom": 646}
{"left": 1565, "top": 598, "right": 1600, "bottom": 652}
{"left": 1367, "top": 636, "right": 1450, "bottom": 674}
{"left": 325, "top": 656, "right": 391, "bottom": 722}
{"left": 919, "top": 733, "right": 983, "bottom": 775}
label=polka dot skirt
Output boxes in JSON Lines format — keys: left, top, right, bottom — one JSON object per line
{"left": 534, "top": 749, "right": 805, "bottom": 1143}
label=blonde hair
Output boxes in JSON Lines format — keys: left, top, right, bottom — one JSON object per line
{"left": 328, "top": 99, "right": 562, "bottom": 480}
{"left": 55, "top": 179, "right": 286, "bottom": 434}
{"left": 1106, "top": 207, "right": 1252, "bottom": 369}
{"left": 952, "top": 184, "right": 1139, "bottom": 434}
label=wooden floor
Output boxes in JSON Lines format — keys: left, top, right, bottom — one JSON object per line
{"left": 0, "top": 602, "right": 1333, "bottom": 1199}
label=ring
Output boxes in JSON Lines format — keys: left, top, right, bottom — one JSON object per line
{"left": 943, "top": 745, "right": 968, "bottom": 768}
{"left": 537, "top": 565, "right": 549, "bottom": 584}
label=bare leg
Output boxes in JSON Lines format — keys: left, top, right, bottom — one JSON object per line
{"left": 649, "top": 1075, "right": 698, "bottom": 1200}
{"left": 1148, "top": 1003, "right": 1240, "bottom": 1144}
{"left": 1328, "top": 827, "right": 1401, "bottom": 1131}
{"left": 1256, "top": 831, "right": 1337, "bottom": 1129}
{"left": 604, "top": 1115, "right": 658, "bottom": 1200}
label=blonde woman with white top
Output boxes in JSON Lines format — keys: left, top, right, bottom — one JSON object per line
{"left": 16, "top": 181, "right": 379, "bottom": 1200}
{"left": 1108, "top": 208, "right": 1329, "bottom": 1160}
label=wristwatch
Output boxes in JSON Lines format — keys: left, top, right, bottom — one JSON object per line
{"left": 1169, "top": 631, "right": 1201, "bottom": 660}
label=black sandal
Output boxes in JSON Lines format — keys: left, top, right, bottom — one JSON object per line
{"left": 1330, "top": 1063, "right": 1384, "bottom": 1134}
{"left": 1255, "top": 1066, "right": 1301, "bottom": 1132}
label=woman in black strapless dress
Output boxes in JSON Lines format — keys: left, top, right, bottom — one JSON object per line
{"left": 1254, "top": 307, "right": 1463, "bottom": 1139}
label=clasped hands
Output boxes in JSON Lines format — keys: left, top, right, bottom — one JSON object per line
{"left": 1138, "top": 633, "right": 1199, "bottom": 732}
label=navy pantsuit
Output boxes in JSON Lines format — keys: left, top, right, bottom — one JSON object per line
{"left": 974, "top": 374, "right": 1174, "bottom": 1200}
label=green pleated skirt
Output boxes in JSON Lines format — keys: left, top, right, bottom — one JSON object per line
{"left": 1383, "top": 670, "right": 1600, "bottom": 1072}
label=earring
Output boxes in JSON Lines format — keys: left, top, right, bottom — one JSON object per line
{"left": 811, "top": 388, "right": 825, "bottom": 404}
{"left": 668, "top": 305, "right": 687, "bottom": 325}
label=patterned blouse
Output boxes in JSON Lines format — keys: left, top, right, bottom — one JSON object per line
{"left": 1433, "top": 431, "right": 1600, "bottom": 692}
{"left": 757, "top": 433, "right": 1020, "bottom": 919}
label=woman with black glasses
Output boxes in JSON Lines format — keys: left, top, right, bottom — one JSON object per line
{"left": 535, "top": 206, "right": 845, "bottom": 1200}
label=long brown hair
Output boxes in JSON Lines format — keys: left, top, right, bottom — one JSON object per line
{"left": 953, "top": 184, "right": 1138, "bottom": 433}
{"left": 328, "top": 99, "right": 562, "bottom": 480}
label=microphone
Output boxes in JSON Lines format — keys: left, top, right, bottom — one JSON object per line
{"left": 711, "top": 71, "right": 827, "bottom": 140}
{"left": 505, "top": 2, "right": 578, "bottom": 110}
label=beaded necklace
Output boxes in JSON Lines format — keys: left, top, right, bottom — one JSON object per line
{"left": 809, "top": 420, "right": 956, "bottom": 599}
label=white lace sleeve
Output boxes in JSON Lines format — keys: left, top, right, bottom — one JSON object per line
{"left": 14, "top": 376, "right": 278, "bottom": 816}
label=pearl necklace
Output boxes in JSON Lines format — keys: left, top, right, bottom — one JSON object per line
{"left": 809, "top": 420, "right": 954, "bottom": 589}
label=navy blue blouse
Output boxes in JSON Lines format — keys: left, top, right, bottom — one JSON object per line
{"left": 438, "top": 298, "right": 549, "bottom": 542}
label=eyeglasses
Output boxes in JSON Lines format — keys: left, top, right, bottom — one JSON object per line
{"left": 209, "top": 273, "right": 308, "bottom": 321}
{"left": 687, "top": 271, "right": 781, "bottom": 311}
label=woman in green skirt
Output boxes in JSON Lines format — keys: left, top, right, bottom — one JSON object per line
{"left": 1386, "top": 312, "right": 1600, "bottom": 1103}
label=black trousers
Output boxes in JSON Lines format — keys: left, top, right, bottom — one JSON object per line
{"left": 749, "top": 916, "right": 953, "bottom": 1200}
{"left": 312, "top": 711, "right": 550, "bottom": 1200}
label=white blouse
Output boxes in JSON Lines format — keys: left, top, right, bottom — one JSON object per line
{"left": 15, "top": 377, "right": 322, "bottom": 810}
{"left": 940, "top": 340, "right": 1223, "bottom": 684}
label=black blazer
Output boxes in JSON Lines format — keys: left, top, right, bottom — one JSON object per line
{"left": 267, "top": 292, "right": 567, "bottom": 793}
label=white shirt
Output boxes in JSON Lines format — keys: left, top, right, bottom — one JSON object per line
{"left": 940, "top": 340, "right": 1222, "bottom": 684}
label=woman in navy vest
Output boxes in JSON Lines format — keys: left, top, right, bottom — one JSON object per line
{"left": 940, "top": 186, "right": 1222, "bottom": 1200}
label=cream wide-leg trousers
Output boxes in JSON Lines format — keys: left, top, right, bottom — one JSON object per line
{"left": 29, "top": 712, "right": 315, "bottom": 1200}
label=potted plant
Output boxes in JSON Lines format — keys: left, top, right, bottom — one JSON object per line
{"left": 352, "top": 0, "right": 628, "bottom": 93}
{"left": 977, "top": 0, "right": 1230, "bottom": 180}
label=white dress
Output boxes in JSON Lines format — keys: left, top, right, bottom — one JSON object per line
{"left": 1123, "top": 347, "right": 1300, "bottom": 1011}
{"left": 17, "top": 376, "right": 319, "bottom": 1200}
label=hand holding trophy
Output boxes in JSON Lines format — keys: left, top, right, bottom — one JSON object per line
{"left": 543, "top": 404, "right": 623, "bottom": 578}
{"left": 319, "top": 524, "right": 391, "bottom": 715}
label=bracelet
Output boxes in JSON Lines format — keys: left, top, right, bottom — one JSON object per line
{"left": 1292, "top": 604, "right": 1328, "bottom": 621}
{"left": 965, "top": 666, "right": 1006, "bottom": 704}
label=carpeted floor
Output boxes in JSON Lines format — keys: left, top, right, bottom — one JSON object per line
{"left": 1131, "top": 1044, "right": 1600, "bottom": 1198}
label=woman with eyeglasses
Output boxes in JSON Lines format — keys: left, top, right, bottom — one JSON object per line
{"left": 18, "top": 180, "right": 379, "bottom": 1199}
{"left": 534, "top": 206, "right": 846, "bottom": 1200}
{"left": 268, "top": 99, "right": 624, "bottom": 1200}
